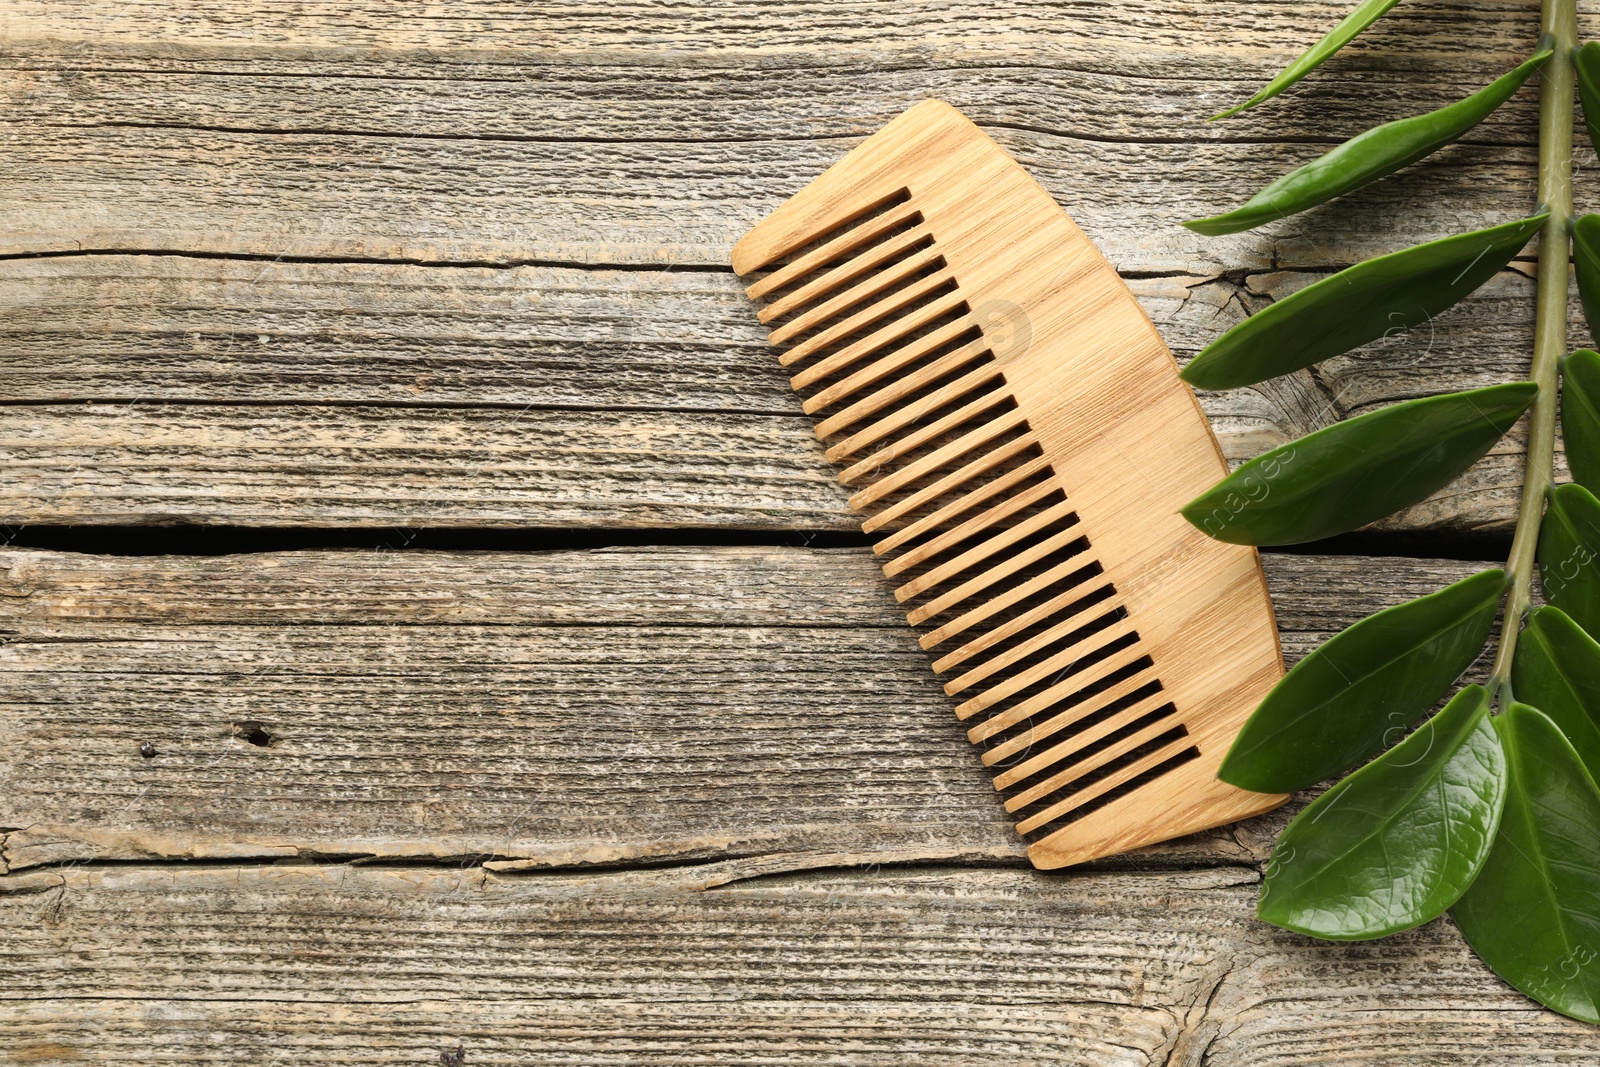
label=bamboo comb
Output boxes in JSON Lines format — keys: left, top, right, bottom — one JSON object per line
{"left": 731, "top": 100, "right": 1288, "bottom": 869}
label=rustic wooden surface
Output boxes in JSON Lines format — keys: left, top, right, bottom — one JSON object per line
{"left": 5, "top": 0, "right": 1600, "bottom": 1062}
{"left": 0, "top": 548, "right": 1480, "bottom": 873}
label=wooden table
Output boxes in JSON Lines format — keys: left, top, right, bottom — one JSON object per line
{"left": 4, "top": 2, "right": 1599, "bottom": 1062}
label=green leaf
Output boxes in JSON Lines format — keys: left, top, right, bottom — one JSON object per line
{"left": 1183, "top": 382, "right": 1537, "bottom": 546}
{"left": 1514, "top": 607, "right": 1600, "bottom": 785}
{"left": 1181, "top": 215, "right": 1546, "bottom": 391}
{"left": 1452, "top": 704, "right": 1600, "bottom": 1025}
{"left": 1258, "top": 685, "right": 1505, "bottom": 940}
{"left": 1572, "top": 216, "right": 1600, "bottom": 345}
{"left": 1189, "top": 49, "right": 1550, "bottom": 236}
{"left": 1220, "top": 569, "right": 1502, "bottom": 793}
{"left": 1576, "top": 42, "right": 1600, "bottom": 159}
{"left": 1539, "top": 482, "right": 1600, "bottom": 639}
{"left": 1213, "top": 0, "right": 1404, "bottom": 120}
{"left": 1565, "top": 349, "right": 1600, "bottom": 494}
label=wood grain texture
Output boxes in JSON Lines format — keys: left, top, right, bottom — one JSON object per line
{"left": 2, "top": 1, "right": 1589, "bottom": 1057}
{"left": 5, "top": 0, "right": 1599, "bottom": 270}
{"left": 0, "top": 256, "right": 1570, "bottom": 532}
{"left": 0, "top": 546, "right": 1485, "bottom": 873}
{"left": 3, "top": 861, "right": 1597, "bottom": 1066}
{"left": 0, "top": 0, "right": 1591, "bottom": 531}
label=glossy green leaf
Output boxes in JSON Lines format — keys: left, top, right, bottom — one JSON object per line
{"left": 1452, "top": 704, "right": 1600, "bottom": 1025}
{"left": 1258, "top": 685, "right": 1505, "bottom": 940}
{"left": 1514, "top": 607, "right": 1600, "bottom": 784}
{"left": 1183, "top": 382, "right": 1537, "bottom": 546}
{"left": 1181, "top": 216, "right": 1546, "bottom": 391}
{"left": 1573, "top": 217, "right": 1600, "bottom": 345}
{"left": 1577, "top": 42, "right": 1600, "bottom": 159}
{"left": 1213, "top": 0, "right": 1404, "bottom": 120}
{"left": 1220, "top": 569, "right": 1502, "bottom": 793}
{"left": 1564, "top": 349, "right": 1600, "bottom": 494}
{"left": 1189, "top": 49, "right": 1550, "bottom": 236}
{"left": 1539, "top": 483, "right": 1600, "bottom": 639}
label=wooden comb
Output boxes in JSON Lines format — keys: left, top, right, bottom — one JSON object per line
{"left": 730, "top": 99, "right": 1287, "bottom": 869}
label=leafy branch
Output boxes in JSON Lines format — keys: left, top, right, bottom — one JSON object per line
{"left": 1188, "top": 0, "right": 1600, "bottom": 1022}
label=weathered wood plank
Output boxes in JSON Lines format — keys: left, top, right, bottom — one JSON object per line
{"left": 2, "top": 861, "right": 1594, "bottom": 1065}
{"left": 0, "top": 255, "right": 1555, "bottom": 411}
{"left": 4, "top": 1, "right": 1596, "bottom": 270}
{"left": 1, "top": 1, "right": 1586, "bottom": 532}
{"left": 2, "top": 4, "right": 1588, "bottom": 1056}
{"left": 0, "top": 402, "right": 852, "bottom": 530}
{"left": 0, "top": 398, "right": 1543, "bottom": 532}
{"left": 0, "top": 114, "right": 1554, "bottom": 273}
{"left": 0, "top": 546, "right": 1487, "bottom": 872}
{"left": 0, "top": 257, "right": 1569, "bottom": 532}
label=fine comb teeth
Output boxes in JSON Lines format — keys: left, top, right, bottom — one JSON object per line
{"left": 731, "top": 99, "right": 1289, "bottom": 869}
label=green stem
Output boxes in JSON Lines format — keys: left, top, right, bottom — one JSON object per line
{"left": 1489, "top": 0, "right": 1577, "bottom": 707}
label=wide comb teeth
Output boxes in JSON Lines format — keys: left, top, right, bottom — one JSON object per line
{"left": 820, "top": 363, "right": 1003, "bottom": 457}
{"left": 744, "top": 192, "right": 919, "bottom": 302}
{"left": 803, "top": 322, "right": 983, "bottom": 417}
{"left": 731, "top": 99, "right": 1285, "bottom": 868}
{"left": 892, "top": 496, "right": 1077, "bottom": 604}
{"left": 746, "top": 191, "right": 1193, "bottom": 841}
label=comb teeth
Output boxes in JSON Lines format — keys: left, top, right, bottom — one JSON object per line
{"left": 744, "top": 191, "right": 918, "bottom": 301}
{"left": 1013, "top": 737, "right": 1198, "bottom": 836}
{"left": 906, "top": 521, "right": 1087, "bottom": 626}
{"left": 768, "top": 243, "right": 945, "bottom": 345}
{"left": 893, "top": 496, "right": 1078, "bottom": 604}
{"left": 875, "top": 454, "right": 1052, "bottom": 556}
{"left": 744, "top": 192, "right": 1192, "bottom": 846}
{"left": 821, "top": 361, "right": 1002, "bottom": 458}
{"left": 732, "top": 100, "right": 1285, "bottom": 868}
{"left": 778, "top": 272, "right": 960, "bottom": 371}
{"left": 861, "top": 435, "right": 1040, "bottom": 536}
{"left": 972, "top": 669, "right": 1161, "bottom": 749}
{"left": 835, "top": 384, "right": 1011, "bottom": 486}
{"left": 881, "top": 479, "right": 1058, "bottom": 579}
{"left": 803, "top": 323, "right": 984, "bottom": 417}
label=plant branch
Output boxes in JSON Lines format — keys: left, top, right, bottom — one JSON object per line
{"left": 1489, "top": 0, "right": 1577, "bottom": 706}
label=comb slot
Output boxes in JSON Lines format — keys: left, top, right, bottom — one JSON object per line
{"left": 767, "top": 244, "right": 945, "bottom": 345}
{"left": 893, "top": 496, "right": 1076, "bottom": 603}
{"left": 882, "top": 479, "right": 1059, "bottom": 578}
{"left": 967, "top": 659, "right": 1159, "bottom": 742}
{"left": 758, "top": 226, "right": 933, "bottom": 323}
{"left": 1004, "top": 715, "right": 1185, "bottom": 812}
{"left": 786, "top": 294, "right": 969, "bottom": 390}
{"left": 920, "top": 555, "right": 1102, "bottom": 651}
{"left": 821, "top": 359, "right": 1001, "bottom": 456}
{"left": 993, "top": 692, "right": 1177, "bottom": 790}
{"left": 837, "top": 388, "right": 1014, "bottom": 487}
{"left": 849, "top": 411, "right": 1031, "bottom": 509}
{"left": 940, "top": 598, "right": 1123, "bottom": 693}
{"left": 955, "top": 637, "right": 1146, "bottom": 720}
{"left": 975, "top": 674, "right": 1165, "bottom": 755}
{"left": 930, "top": 578, "right": 1112, "bottom": 671}
{"left": 948, "top": 613, "right": 1138, "bottom": 701}
{"left": 745, "top": 192, "right": 917, "bottom": 302}
{"left": 947, "top": 613, "right": 1126, "bottom": 700}
{"left": 1025, "top": 745, "right": 1203, "bottom": 844}
{"left": 1014, "top": 738, "right": 1198, "bottom": 836}
{"left": 907, "top": 523, "right": 1087, "bottom": 627}
{"left": 777, "top": 272, "right": 956, "bottom": 370}
{"left": 802, "top": 323, "right": 983, "bottom": 416}
{"left": 859, "top": 435, "right": 1040, "bottom": 534}
{"left": 870, "top": 457, "right": 1056, "bottom": 559}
